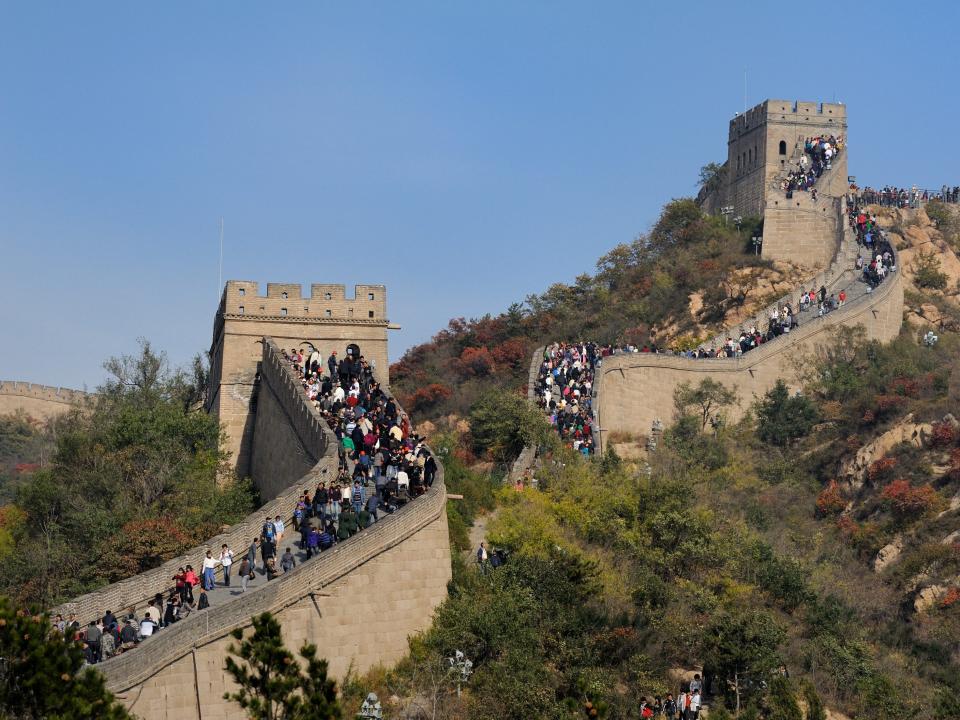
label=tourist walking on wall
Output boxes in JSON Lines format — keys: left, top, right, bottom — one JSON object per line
{"left": 219, "top": 543, "right": 234, "bottom": 587}
{"left": 201, "top": 550, "right": 218, "bottom": 591}
{"left": 238, "top": 556, "right": 253, "bottom": 593}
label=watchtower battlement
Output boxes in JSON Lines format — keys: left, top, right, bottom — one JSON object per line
{"left": 209, "top": 280, "right": 394, "bottom": 479}
{"left": 728, "top": 100, "right": 846, "bottom": 140}
{"left": 218, "top": 281, "right": 387, "bottom": 323}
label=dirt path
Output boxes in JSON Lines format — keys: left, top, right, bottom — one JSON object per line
{"left": 466, "top": 509, "right": 499, "bottom": 558}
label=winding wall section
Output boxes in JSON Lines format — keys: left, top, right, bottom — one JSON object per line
{"left": 54, "top": 339, "right": 450, "bottom": 720}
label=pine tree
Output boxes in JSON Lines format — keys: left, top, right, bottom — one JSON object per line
{"left": 223, "top": 611, "right": 342, "bottom": 720}
{"left": 0, "top": 597, "right": 132, "bottom": 719}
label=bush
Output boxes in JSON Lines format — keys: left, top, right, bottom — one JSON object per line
{"left": 802, "top": 680, "right": 827, "bottom": 720}
{"left": 815, "top": 481, "right": 847, "bottom": 517}
{"left": 914, "top": 251, "right": 949, "bottom": 290}
{"left": 880, "top": 479, "right": 943, "bottom": 519}
{"left": 930, "top": 420, "right": 957, "bottom": 448}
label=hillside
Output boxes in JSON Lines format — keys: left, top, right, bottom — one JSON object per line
{"left": 366, "top": 201, "right": 960, "bottom": 718}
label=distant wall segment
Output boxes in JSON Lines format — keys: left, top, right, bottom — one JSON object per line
{"left": 595, "top": 265, "right": 903, "bottom": 444}
{"left": 0, "top": 381, "right": 92, "bottom": 421}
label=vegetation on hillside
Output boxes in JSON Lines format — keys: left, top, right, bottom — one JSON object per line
{"left": 391, "top": 199, "right": 764, "bottom": 424}
{"left": 0, "top": 341, "right": 255, "bottom": 606}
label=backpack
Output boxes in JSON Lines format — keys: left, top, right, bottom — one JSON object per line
{"left": 262, "top": 522, "right": 275, "bottom": 540}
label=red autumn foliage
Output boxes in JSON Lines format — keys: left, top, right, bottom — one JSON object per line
{"left": 13, "top": 463, "right": 40, "bottom": 475}
{"left": 403, "top": 383, "right": 454, "bottom": 412}
{"left": 456, "top": 346, "right": 496, "bottom": 378}
{"left": 880, "top": 479, "right": 941, "bottom": 518}
{"left": 889, "top": 376, "right": 920, "bottom": 397}
{"left": 836, "top": 515, "right": 859, "bottom": 538}
{"left": 941, "top": 587, "right": 960, "bottom": 609}
{"left": 490, "top": 338, "right": 530, "bottom": 370}
{"left": 815, "top": 480, "right": 847, "bottom": 517}
{"left": 867, "top": 456, "right": 898, "bottom": 483}
{"left": 930, "top": 421, "right": 957, "bottom": 449}
{"left": 874, "top": 394, "right": 907, "bottom": 417}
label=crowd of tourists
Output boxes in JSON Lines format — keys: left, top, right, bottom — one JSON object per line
{"left": 59, "top": 342, "right": 435, "bottom": 665}
{"left": 857, "top": 185, "right": 959, "bottom": 208}
{"left": 780, "top": 135, "right": 844, "bottom": 195}
{"left": 638, "top": 674, "right": 705, "bottom": 718}
{"left": 534, "top": 342, "right": 600, "bottom": 457}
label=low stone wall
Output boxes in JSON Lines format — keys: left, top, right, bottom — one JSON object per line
{"left": 0, "top": 381, "right": 92, "bottom": 420}
{"left": 596, "top": 263, "right": 904, "bottom": 444}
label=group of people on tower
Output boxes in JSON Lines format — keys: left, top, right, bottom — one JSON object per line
{"left": 780, "top": 134, "right": 844, "bottom": 195}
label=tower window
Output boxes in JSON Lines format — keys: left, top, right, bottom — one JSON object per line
{"left": 281, "top": 308, "right": 288, "bottom": 317}
{"left": 281, "top": 291, "right": 288, "bottom": 299}
{"left": 238, "top": 288, "right": 245, "bottom": 296}
{"left": 324, "top": 292, "right": 332, "bottom": 300}
{"left": 368, "top": 292, "right": 375, "bottom": 300}
{"left": 238, "top": 305, "right": 244, "bottom": 315}
{"left": 779, "top": 140, "right": 787, "bottom": 155}
{"left": 348, "top": 308, "right": 354, "bottom": 317}
{"left": 368, "top": 311, "right": 374, "bottom": 318}
{"left": 325, "top": 309, "right": 332, "bottom": 318}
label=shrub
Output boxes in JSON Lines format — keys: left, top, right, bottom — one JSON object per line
{"left": 930, "top": 420, "right": 957, "bottom": 448}
{"left": 815, "top": 481, "right": 847, "bottom": 517}
{"left": 914, "top": 251, "right": 948, "bottom": 290}
{"left": 880, "top": 479, "right": 942, "bottom": 519}
{"left": 867, "top": 456, "right": 898, "bottom": 483}
{"left": 404, "top": 383, "right": 453, "bottom": 412}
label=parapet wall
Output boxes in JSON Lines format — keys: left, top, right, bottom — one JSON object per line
{"left": 250, "top": 345, "right": 329, "bottom": 500}
{"left": 0, "top": 381, "right": 92, "bottom": 420}
{"left": 596, "top": 262, "right": 904, "bottom": 444}
{"left": 220, "top": 281, "right": 387, "bottom": 323}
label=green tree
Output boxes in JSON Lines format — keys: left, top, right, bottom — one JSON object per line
{"left": 702, "top": 609, "right": 784, "bottom": 714}
{"left": 468, "top": 390, "right": 555, "bottom": 462}
{"left": 0, "top": 597, "right": 132, "bottom": 719}
{"left": 673, "top": 378, "right": 738, "bottom": 431}
{"left": 756, "top": 380, "right": 819, "bottom": 446}
{"left": 766, "top": 675, "right": 801, "bottom": 720}
{"left": 698, "top": 162, "right": 725, "bottom": 195}
{"left": 224, "top": 612, "right": 342, "bottom": 720}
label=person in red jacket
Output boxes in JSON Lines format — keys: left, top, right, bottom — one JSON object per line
{"left": 182, "top": 565, "right": 199, "bottom": 604}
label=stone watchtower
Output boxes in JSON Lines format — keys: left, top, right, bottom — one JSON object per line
{"left": 720, "top": 100, "right": 848, "bottom": 268}
{"left": 207, "top": 281, "right": 394, "bottom": 478}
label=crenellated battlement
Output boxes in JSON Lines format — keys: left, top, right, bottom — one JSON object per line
{"left": 729, "top": 99, "right": 846, "bottom": 140}
{"left": 0, "top": 381, "right": 91, "bottom": 403}
{"left": 0, "top": 381, "right": 92, "bottom": 421}
{"left": 219, "top": 280, "right": 387, "bottom": 323}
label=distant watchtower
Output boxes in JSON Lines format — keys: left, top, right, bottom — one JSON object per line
{"left": 723, "top": 99, "right": 847, "bottom": 216}
{"left": 207, "top": 281, "right": 394, "bottom": 478}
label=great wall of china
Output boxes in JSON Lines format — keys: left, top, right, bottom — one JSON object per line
{"left": 0, "top": 98, "right": 914, "bottom": 717}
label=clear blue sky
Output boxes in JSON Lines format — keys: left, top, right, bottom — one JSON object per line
{"left": 2, "top": 1, "right": 958, "bottom": 390}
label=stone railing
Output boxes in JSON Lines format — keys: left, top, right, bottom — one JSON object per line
{"left": 507, "top": 345, "right": 545, "bottom": 482}
{"left": 51, "top": 339, "right": 334, "bottom": 624}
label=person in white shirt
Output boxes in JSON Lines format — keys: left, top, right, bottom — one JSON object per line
{"left": 139, "top": 616, "right": 155, "bottom": 638}
{"left": 219, "top": 544, "right": 234, "bottom": 588}
{"left": 201, "top": 550, "right": 219, "bottom": 591}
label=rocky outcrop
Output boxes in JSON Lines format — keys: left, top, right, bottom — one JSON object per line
{"left": 838, "top": 414, "right": 932, "bottom": 490}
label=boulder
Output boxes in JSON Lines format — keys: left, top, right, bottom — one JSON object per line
{"left": 914, "top": 584, "right": 948, "bottom": 613}
{"left": 873, "top": 536, "right": 904, "bottom": 572}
